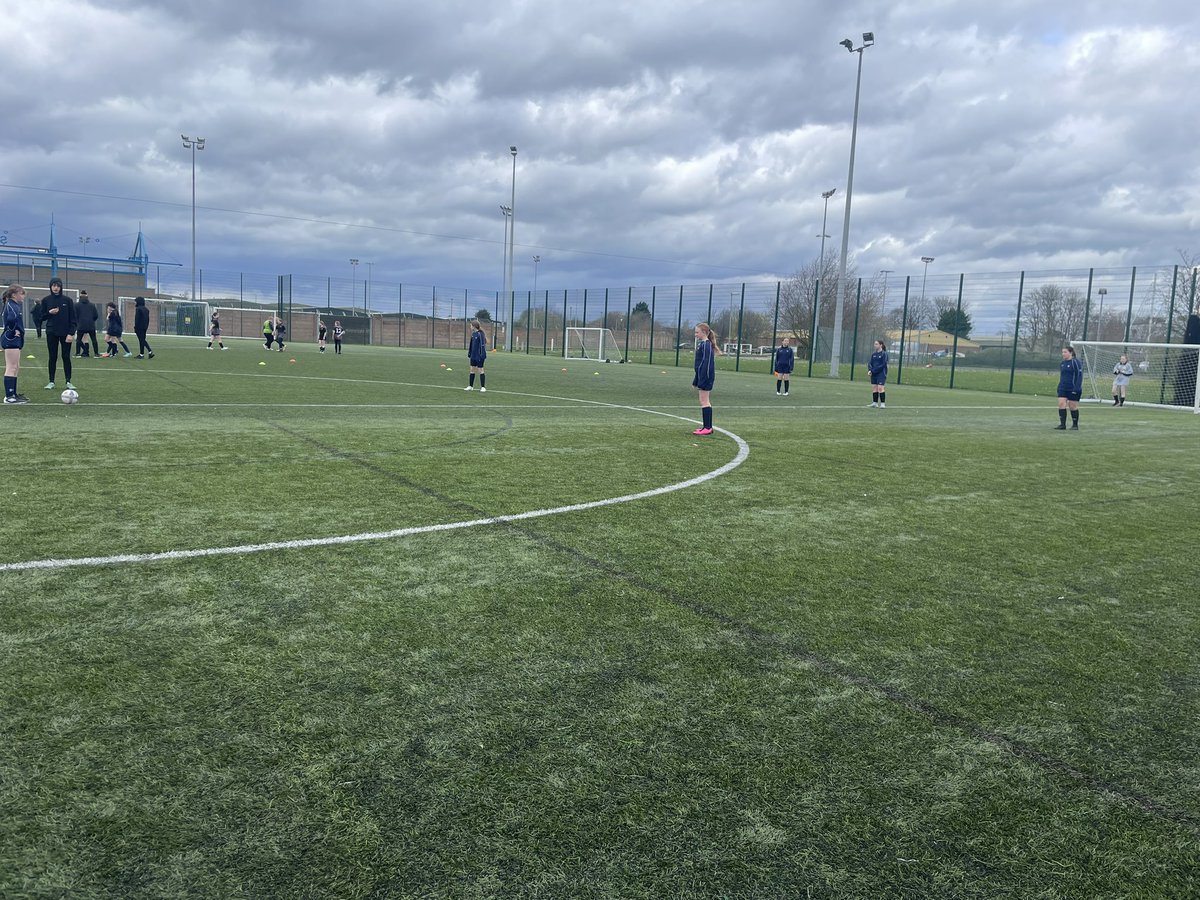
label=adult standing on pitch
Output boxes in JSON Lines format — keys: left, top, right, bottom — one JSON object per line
{"left": 692, "top": 322, "right": 719, "bottom": 435}
{"left": 1112, "top": 354, "right": 1133, "bottom": 406}
{"left": 207, "top": 310, "right": 227, "bottom": 350}
{"left": 465, "top": 319, "right": 488, "bottom": 391}
{"left": 35, "top": 277, "right": 76, "bottom": 390}
{"left": 2, "top": 284, "right": 30, "bottom": 404}
{"left": 133, "top": 297, "right": 154, "bottom": 359}
{"left": 1056, "top": 345, "right": 1083, "bottom": 430}
{"left": 75, "top": 291, "right": 99, "bottom": 357}
{"left": 868, "top": 339, "right": 889, "bottom": 408}
{"left": 773, "top": 336, "right": 794, "bottom": 396}
{"left": 263, "top": 316, "right": 275, "bottom": 350}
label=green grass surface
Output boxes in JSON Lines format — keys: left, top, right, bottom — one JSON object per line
{"left": 2, "top": 336, "right": 1198, "bottom": 898}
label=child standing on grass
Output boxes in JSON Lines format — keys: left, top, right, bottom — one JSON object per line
{"left": 692, "top": 322, "right": 719, "bottom": 435}
{"left": 333, "top": 321, "right": 345, "bottom": 354}
{"left": 1056, "top": 345, "right": 1083, "bottom": 430}
{"left": 773, "top": 337, "right": 794, "bottom": 396}
{"left": 207, "top": 310, "right": 226, "bottom": 350}
{"left": 317, "top": 319, "right": 327, "bottom": 353}
{"left": 3, "top": 284, "right": 30, "bottom": 404}
{"left": 102, "top": 302, "right": 132, "bottom": 358}
{"left": 1112, "top": 354, "right": 1133, "bottom": 406}
{"left": 274, "top": 317, "right": 286, "bottom": 352}
{"left": 868, "top": 339, "right": 889, "bottom": 407}
{"left": 465, "top": 319, "right": 488, "bottom": 391}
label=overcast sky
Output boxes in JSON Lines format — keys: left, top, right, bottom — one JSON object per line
{"left": 3, "top": 0, "right": 1198, "bottom": 301}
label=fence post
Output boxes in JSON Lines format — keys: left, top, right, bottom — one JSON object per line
{"left": 849, "top": 278, "right": 862, "bottom": 380}
{"left": 1164, "top": 265, "right": 1179, "bottom": 345}
{"left": 1008, "top": 271, "right": 1025, "bottom": 393}
{"left": 628, "top": 285, "right": 638, "bottom": 362}
{"left": 649, "top": 286, "right": 657, "bottom": 365}
{"left": 1081, "top": 267, "right": 1095, "bottom": 340}
{"left": 674, "top": 285, "right": 684, "bottom": 367}
{"left": 949, "top": 273, "right": 965, "bottom": 389}
{"left": 561, "top": 290, "right": 568, "bottom": 356}
{"left": 582, "top": 288, "right": 588, "bottom": 328}
{"left": 1124, "top": 267, "right": 1137, "bottom": 343}
{"left": 398, "top": 285, "right": 404, "bottom": 347}
{"left": 706, "top": 283, "right": 713, "bottom": 326}
{"left": 897, "top": 276, "right": 911, "bottom": 384}
{"left": 603, "top": 288, "right": 610, "bottom": 334}
{"left": 1189, "top": 267, "right": 1199, "bottom": 316}
{"left": 542, "top": 291, "right": 549, "bottom": 355}
{"left": 735, "top": 283, "right": 747, "bottom": 372}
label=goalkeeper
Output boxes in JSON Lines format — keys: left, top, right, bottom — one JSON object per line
{"left": 1111, "top": 354, "right": 1133, "bottom": 406}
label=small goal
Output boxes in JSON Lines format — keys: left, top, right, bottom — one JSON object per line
{"left": 1074, "top": 341, "right": 1200, "bottom": 413}
{"left": 564, "top": 326, "right": 625, "bottom": 362}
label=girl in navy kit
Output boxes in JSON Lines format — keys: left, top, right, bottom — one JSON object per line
{"left": 868, "top": 339, "right": 889, "bottom": 407}
{"left": 103, "top": 302, "right": 132, "bottom": 358}
{"left": 692, "top": 323, "right": 719, "bottom": 435}
{"left": 465, "top": 319, "right": 488, "bottom": 391}
{"left": 773, "top": 337, "right": 794, "bottom": 396}
{"left": 3, "top": 284, "right": 30, "bottom": 404}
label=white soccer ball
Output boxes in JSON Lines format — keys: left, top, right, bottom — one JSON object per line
{"left": 61, "top": 388, "right": 79, "bottom": 405}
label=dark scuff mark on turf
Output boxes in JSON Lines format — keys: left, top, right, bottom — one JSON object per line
{"left": 258, "top": 419, "right": 1200, "bottom": 840}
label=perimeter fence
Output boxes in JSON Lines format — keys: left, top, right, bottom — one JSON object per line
{"left": 15, "top": 257, "right": 1200, "bottom": 398}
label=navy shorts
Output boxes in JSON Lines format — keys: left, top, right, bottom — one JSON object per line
{"left": 870, "top": 375, "right": 887, "bottom": 386}
{"left": 1057, "top": 389, "right": 1081, "bottom": 402}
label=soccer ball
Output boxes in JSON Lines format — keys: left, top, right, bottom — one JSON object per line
{"left": 61, "top": 388, "right": 79, "bottom": 405}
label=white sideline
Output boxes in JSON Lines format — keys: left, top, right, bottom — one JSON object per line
{"left": 1, "top": 402, "right": 748, "bottom": 572}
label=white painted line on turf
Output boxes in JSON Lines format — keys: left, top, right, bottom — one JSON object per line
{"left": 1, "top": 405, "right": 748, "bottom": 572}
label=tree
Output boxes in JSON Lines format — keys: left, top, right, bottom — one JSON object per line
{"left": 474, "top": 308, "right": 492, "bottom": 322}
{"left": 778, "top": 253, "right": 887, "bottom": 362}
{"left": 937, "top": 307, "right": 973, "bottom": 338}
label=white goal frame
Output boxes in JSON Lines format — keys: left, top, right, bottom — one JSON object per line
{"left": 1073, "top": 340, "right": 1200, "bottom": 413}
{"left": 563, "top": 326, "right": 625, "bottom": 362}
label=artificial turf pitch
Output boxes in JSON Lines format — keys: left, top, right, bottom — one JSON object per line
{"left": 1, "top": 337, "right": 1197, "bottom": 898}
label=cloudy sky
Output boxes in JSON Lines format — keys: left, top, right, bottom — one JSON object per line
{"left": 3, "top": 0, "right": 1198, "bottom": 302}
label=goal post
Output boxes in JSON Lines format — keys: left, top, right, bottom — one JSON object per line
{"left": 1074, "top": 341, "right": 1200, "bottom": 413}
{"left": 563, "top": 326, "right": 625, "bottom": 362}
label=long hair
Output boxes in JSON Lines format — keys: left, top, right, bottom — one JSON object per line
{"left": 470, "top": 318, "right": 483, "bottom": 332}
{"left": 696, "top": 322, "right": 722, "bottom": 356}
{"left": 2, "top": 283, "right": 24, "bottom": 303}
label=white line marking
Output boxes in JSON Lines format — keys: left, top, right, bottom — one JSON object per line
{"left": 2, "top": 403, "right": 748, "bottom": 572}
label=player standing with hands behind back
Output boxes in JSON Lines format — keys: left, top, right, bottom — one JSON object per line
{"left": 868, "top": 340, "right": 889, "bottom": 408}
{"left": 692, "top": 323, "right": 719, "bottom": 435}
{"left": 3, "top": 284, "right": 30, "bottom": 404}
{"left": 1056, "top": 345, "right": 1083, "bottom": 430}
{"left": 773, "top": 337, "right": 794, "bottom": 396}
{"left": 1112, "top": 354, "right": 1133, "bottom": 406}
{"left": 464, "top": 319, "right": 488, "bottom": 391}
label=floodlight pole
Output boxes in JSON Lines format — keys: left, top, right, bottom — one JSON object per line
{"left": 349, "top": 258, "right": 359, "bottom": 312}
{"left": 181, "top": 134, "right": 205, "bottom": 302}
{"left": 814, "top": 188, "right": 836, "bottom": 361}
{"left": 505, "top": 146, "right": 518, "bottom": 351}
{"left": 830, "top": 33, "right": 873, "bottom": 377}
{"left": 1097, "top": 287, "right": 1108, "bottom": 340}
{"left": 532, "top": 255, "right": 541, "bottom": 327}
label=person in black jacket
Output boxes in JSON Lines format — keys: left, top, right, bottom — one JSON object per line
{"left": 464, "top": 319, "right": 488, "bottom": 391}
{"left": 35, "top": 277, "right": 76, "bottom": 390}
{"left": 133, "top": 297, "right": 154, "bottom": 358}
{"left": 74, "top": 291, "right": 99, "bottom": 357}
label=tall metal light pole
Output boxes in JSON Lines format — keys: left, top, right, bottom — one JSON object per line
{"left": 500, "top": 205, "right": 512, "bottom": 330}
{"left": 504, "top": 145, "right": 518, "bottom": 350}
{"left": 814, "top": 188, "right": 836, "bottom": 359}
{"left": 879, "top": 269, "right": 894, "bottom": 298}
{"left": 181, "top": 134, "right": 205, "bottom": 301}
{"left": 349, "top": 258, "right": 359, "bottom": 312}
{"left": 1097, "top": 287, "right": 1107, "bottom": 340}
{"left": 365, "top": 262, "right": 373, "bottom": 314}
{"left": 532, "top": 254, "right": 541, "bottom": 327}
{"left": 829, "top": 32, "right": 874, "bottom": 377}
{"left": 919, "top": 256, "right": 935, "bottom": 321}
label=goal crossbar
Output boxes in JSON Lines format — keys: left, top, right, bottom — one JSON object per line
{"left": 563, "top": 326, "right": 625, "bottom": 362}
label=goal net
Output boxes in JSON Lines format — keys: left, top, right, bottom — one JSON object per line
{"left": 564, "top": 326, "right": 625, "bottom": 362}
{"left": 1074, "top": 341, "right": 1200, "bottom": 413}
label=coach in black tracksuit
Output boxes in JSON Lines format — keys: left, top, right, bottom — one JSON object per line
{"left": 133, "top": 297, "right": 154, "bottom": 358}
{"left": 35, "top": 277, "right": 76, "bottom": 389}
{"left": 75, "top": 291, "right": 99, "bottom": 357}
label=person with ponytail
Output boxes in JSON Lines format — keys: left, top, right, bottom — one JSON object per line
{"left": 691, "top": 322, "right": 720, "bottom": 435}
{"left": 3, "top": 284, "right": 30, "bottom": 403}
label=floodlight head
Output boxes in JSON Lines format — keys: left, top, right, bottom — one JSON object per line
{"left": 350, "top": 258, "right": 359, "bottom": 265}
{"left": 863, "top": 32, "right": 875, "bottom": 46}
{"left": 921, "top": 256, "right": 935, "bottom": 264}
{"left": 822, "top": 188, "right": 836, "bottom": 199}
{"left": 196, "top": 138, "right": 205, "bottom": 150}
{"left": 510, "top": 145, "right": 518, "bottom": 155}
{"left": 181, "top": 133, "right": 188, "bottom": 142}
{"left": 840, "top": 38, "right": 854, "bottom": 52}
